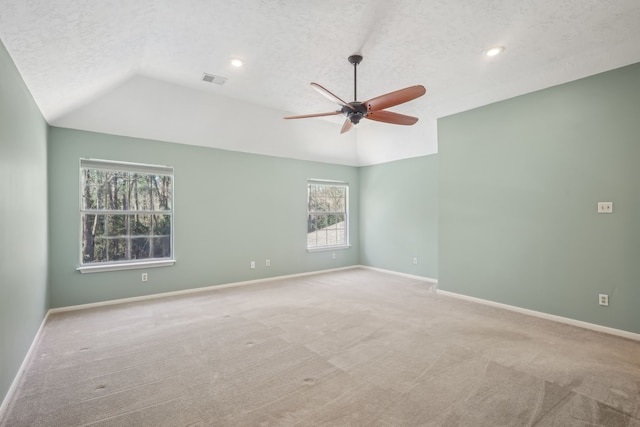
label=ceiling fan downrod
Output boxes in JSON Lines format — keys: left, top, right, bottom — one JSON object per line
{"left": 348, "top": 55, "right": 363, "bottom": 101}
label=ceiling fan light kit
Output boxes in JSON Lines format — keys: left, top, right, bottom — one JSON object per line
{"left": 284, "top": 55, "right": 426, "bottom": 133}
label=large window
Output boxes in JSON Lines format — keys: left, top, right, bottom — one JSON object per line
{"left": 307, "top": 180, "right": 349, "bottom": 250}
{"left": 78, "top": 159, "right": 174, "bottom": 273}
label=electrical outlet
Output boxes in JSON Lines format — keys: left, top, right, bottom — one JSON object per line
{"left": 332, "top": 253, "right": 336, "bottom": 260}
{"left": 597, "top": 202, "right": 613, "bottom": 213}
{"left": 141, "top": 273, "right": 148, "bottom": 282}
{"left": 250, "top": 261, "right": 255, "bottom": 269}
{"left": 412, "top": 257, "right": 418, "bottom": 265}
{"left": 599, "top": 294, "right": 609, "bottom": 306}
{"left": 266, "top": 259, "right": 271, "bottom": 267}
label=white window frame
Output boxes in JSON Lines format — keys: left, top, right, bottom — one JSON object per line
{"left": 306, "top": 179, "right": 350, "bottom": 251}
{"left": 77, "top": 158, "right": 176, "bottom": 273}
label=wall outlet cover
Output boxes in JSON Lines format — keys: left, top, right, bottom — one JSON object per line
{"left": 597, "top": 202, "right": 613, "bottom": 213}
{"left": 598, "top": 293, "right": 609, "bottom": 306}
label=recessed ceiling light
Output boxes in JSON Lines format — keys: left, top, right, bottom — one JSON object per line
{"left": 485, "top": 46, "right": 505, "bottom": 57}
{"left": 230, "top": 58, "right": 243, "bottom": 67}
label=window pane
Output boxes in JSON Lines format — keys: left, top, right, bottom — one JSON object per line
{"left": 131, "top": 237, "right": 150, "bottom": 259}
{"left": 332, "top": 189, "right": 345, "bottom": 211}
{"left": 129, "top": 174, "right": 145, "bottom": 211}
{"left": 308, "top": 186, "right": 319, "bottom": 212}
{"left": 308, "top": 185, "right": 326, "bottom": 213}
{"left": 325, "top": 187, "right": 344, "bottom": 211}
{"left": 309, "top": 214, "right": 327, "bottom": 232}
{"left": 108, "top": 238, "right": 127, "bottom": 261}
{"left": 326, "top": 229, "right": 337, "bottom": 246}
{"left": 154, "top": 214, "right": 172, "bottom": 236}
{"left": 153, "top": 236, "right": 171, "bottom": 258}
{"left": 92, "top": 238, "right": 107, "bottom": 263}
{"left": 307, "top": 230, "right": 318, "bottom": 248}
{"left": 82, "top": 214, "right": 106, "bottom": 263}
{"left": 133, "top": 214, "right": 152, "bottom": 235}
{"left": 100, "top": 171, "right": 127, "bottom": 211}
{"left": 81, "top": 214, "right": 95, "bottom": 263}
{"left": 307, "top": 215, "right": 317, "bottom": 233}
{"left": 82, "top": 170, "right": 108, "bottom": 210}
{"left": 157, "top": 176, "right": 173, "bottom": 211}
{"left": 107, "top": 215, "right": 127, "bottom": 236}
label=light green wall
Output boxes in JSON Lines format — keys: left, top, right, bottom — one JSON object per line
{"left": 0, "top": 41, "right": 48, "bottom": 403}
{"left": 48, "top": 127, "right": 359, "bottom": 307}
{"left": 439, "top": 63, "right": 640, "bottom": 334}
{"left": 359, "top": 155, "right": 438, "bottom": 278}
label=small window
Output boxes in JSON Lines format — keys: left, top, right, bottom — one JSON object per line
{"left": 78, "top": 159, "right": 175, "bottom": 273}
{"left": 307, "top": 180, "right": 349, "bottom": 250}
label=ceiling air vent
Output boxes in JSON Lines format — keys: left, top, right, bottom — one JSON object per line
{"left": 202, "top": 73, "right": 227, "bottom": 85}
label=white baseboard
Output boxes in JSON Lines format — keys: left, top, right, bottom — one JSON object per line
{"left": 358, "top": 265, "right": 438, "bottom": 286}
{"left": 437, "top": 289, "right": 640, "bottom": 342}
{"left": 49, "top": 265, "right": 360, "bottom": 314}
{"left": 0, "top": 310, "right": 51, "bottom": 421}
{"left": 357, "top": 265, "right": 640, "bottom": 342}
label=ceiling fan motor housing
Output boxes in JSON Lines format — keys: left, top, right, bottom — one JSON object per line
{"left": 343, "top": 102, "right": 367, "bottom": 124}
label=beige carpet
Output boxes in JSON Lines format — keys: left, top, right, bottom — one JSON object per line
{"left": 2, "top": 268, "right": 639, "bottom": 426}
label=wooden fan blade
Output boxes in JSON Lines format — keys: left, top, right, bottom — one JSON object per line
{"left": 284, "top": 111, "right": 342, "bottom": 119}
{"left": 364, "top": 85, "right": 426, "bottom": 112}
{"left": 365, "top": 110, "right": 419, "bottom": 125}
{"left": 311, "top": 83, "right": 355, "bottom": 110}
{"left": 340, "top": 119, "right": 353, "bottom": 134}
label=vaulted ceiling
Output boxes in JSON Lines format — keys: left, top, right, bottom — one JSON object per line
{"left": 1, "top": 0, "right": 639, "bottom": 165}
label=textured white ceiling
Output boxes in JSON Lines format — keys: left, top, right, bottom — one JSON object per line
{"left": 1, "top": 0, "right": 639, "bottom": 165}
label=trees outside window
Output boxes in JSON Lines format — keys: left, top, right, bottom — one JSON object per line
{"left": 80, "top": 159, "right": 174, "bottom": 269}
{"left": 307, "top": 181, "right": 348, "bottom": 249}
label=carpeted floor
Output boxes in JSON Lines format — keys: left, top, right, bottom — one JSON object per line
{"left": 2, "top": 268, "right": 639, "bottom": 426}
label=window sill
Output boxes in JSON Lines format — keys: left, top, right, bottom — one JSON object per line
{"left": 307, "top": 245, "right": 351, "bottom": 253}
{"left": 77, "top": 259, "right": 176, "bottom": 274}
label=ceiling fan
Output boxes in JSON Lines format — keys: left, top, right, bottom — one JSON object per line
{"left": 284, "top": 55, "right": 426, "bottom": 134}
